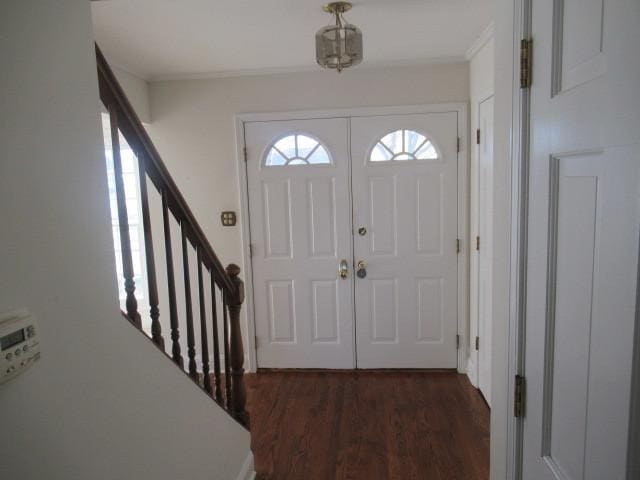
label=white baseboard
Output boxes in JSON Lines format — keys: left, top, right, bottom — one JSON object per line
{"left": 236, "top": 451, "right": 256, "bottom": 480}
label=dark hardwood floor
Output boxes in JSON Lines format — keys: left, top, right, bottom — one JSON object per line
{"left": 245, "top": 370, "right": 489, "bottom": 480}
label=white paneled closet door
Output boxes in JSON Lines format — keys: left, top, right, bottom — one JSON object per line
{"left": 350, "top": 113, "right": 459, "bottom": 369}
{"left": 245, "top": 118, "right": 355, "bottom": 368}
{"left": 522, "top": 0, "right": 640, "bottom": 478}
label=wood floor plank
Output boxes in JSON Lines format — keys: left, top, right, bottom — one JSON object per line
{"left": 246, "top": 371, "right": 490, "bottom": 480}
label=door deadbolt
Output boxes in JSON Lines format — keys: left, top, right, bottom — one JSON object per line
{"left": 356, "top": 260, "right": 367, "bottom": 278}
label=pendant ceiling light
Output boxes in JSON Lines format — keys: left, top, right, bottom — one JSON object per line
{"left": 315, "top": 2, "right": 363, "bottom": 73}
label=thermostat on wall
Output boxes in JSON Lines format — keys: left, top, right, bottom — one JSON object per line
{"left": 0, "top": 309, "right": 40, "bottom": 385}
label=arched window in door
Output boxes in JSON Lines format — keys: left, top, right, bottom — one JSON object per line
{"left": 264, "top": 134, "right": 332, "bottom": 166}
{"left": 370, "top": 129, "right": 439, "bottom": 162}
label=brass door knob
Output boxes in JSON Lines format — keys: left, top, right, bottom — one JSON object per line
{"left": 339, "top": 259, "right": 349, "bottom": 279}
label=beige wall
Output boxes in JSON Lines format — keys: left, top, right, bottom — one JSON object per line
{"left": 0, "top": 2, "right": 251, "bottom": 478}
{"left": 149, "top": 63, "right": 469, "bottom": 268}
{"left": 112, "top": 65, "right": 151, "bottom": 123}
{"left": 147, "top": 63, "right": 469, "bottom": 368}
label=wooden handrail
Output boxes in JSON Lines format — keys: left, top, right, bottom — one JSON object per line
{"left": 96, "top": 45, "right": 235, "bottom": 295}
{"left": 97, "top": 44, "right": 247, "bottom": 427}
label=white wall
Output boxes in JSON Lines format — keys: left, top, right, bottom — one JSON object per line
{"left": 466, "top": 27, "right": 495, "bottom": 386}
{"left": 0, "top": 2, "right": 251, "bottom": 479}
{"left": 147, "top": 63, "right": 469, "bottom": 366}
{"left": 112, "top": 64, "right": 152, "bottom": 123}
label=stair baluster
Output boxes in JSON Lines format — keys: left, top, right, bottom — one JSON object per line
{"left": 197, "top": 252, "right": 213, "bottom": 395}
{"left": 137, "top": 151, "right": 164, "bottom": 349}
{"left": 108, "top": 106, "right": 141, "bottom": 328}
{"left": 162, "top": 192, "right": 184, "bottom": 368}
{"left": 222, "top": 292, "right": 232, "bottom": 409}
{"left": 181, "top": 224, "right": 198, "bottom": 381}
{"left": 210, "top": 273, "right": 223, "bottom": 405}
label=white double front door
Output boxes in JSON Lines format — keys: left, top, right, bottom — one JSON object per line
{"left": 245, "top": 111, "right": 459, "bottom": 369}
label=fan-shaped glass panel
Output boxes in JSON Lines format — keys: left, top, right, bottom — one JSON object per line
{"left": 369, "top": 129, "right": 439, "bottom": 162}
{"left": 264, "top": 134, "right": 331, "bottom": 166}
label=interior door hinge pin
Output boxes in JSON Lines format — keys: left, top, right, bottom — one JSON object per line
{"left": 456, "top": 238, "right": 461, "bottom": 254}
{"left": 456, "top": 334, "right": 460, "bottom": 349}
{"left": 475, "top": 336, "right": 479, "bottom": 351}
{"left": 476, "top": 236, "right": 480, "bottom": 251}
{"left": 514, "top": 375, "right": 526, "bottom": 417}
{"left": 476, "top": 129, "right": 481, "bottom": 145}
{"left": 520, "top": 39, "right": 533, "bottom": 88}
{"left": 243, "top": 146, "right": 248, "bottom": 162}
{"left": 457, "top": 137, "right": 461, "bottom": 153}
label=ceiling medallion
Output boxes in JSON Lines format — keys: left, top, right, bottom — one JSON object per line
{"left": 315, "top": 2, "right": 363, "bottom": 73}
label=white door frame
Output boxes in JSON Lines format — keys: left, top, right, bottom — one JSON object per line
{"left": 234, "top": 102, "right": 469, "bottom": 374}
{"left": 501, "top": 0, "right": 531, "bottom": 477}
{"left": 469, "top": 89, "right": 494, "bottom": 388}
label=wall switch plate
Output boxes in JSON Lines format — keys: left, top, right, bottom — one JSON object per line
{"left": 221, "top": 211, "right": 237, "bottom": 226}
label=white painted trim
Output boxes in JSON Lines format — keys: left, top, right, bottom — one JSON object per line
{"left": 234, "top": 116, "right": 258, "bottom": 373}
{"left": 235, "top": 102, "right": 469, "bottom": 373}
{"left": 469, "top": 90, "right": 494, "bottom": 389}
{"left": 235, "top": 452, "right": 256, "bottom": 480}
{"left": 152, "top": 56, "right": 466, "bottom": 82}
{"left": 465, "top": 22, "right": 495, "bottom": 61}
{"left": 456, "top": 103, "right": 471, "bottom": 375}
{"left": 505, "top": 1, "right": 531, "bottom": 478}
{"left": 236, "top": 102, "right": 468, "bottom": 124}
{"left": 628, "top": 233, "right": 640, "bottom": 479}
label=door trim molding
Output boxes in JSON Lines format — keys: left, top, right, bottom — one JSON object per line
{"left": 505, "top": 1, "right": 531, "bottom": 478}
{"left": 234, "top": 102, "right": 469, "bottom": 373}
{"left": 469, "top": 90, "right": 495, "bottom": 389}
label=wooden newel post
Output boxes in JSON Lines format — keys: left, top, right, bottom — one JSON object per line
{"left": 226, "top": 263, "right": 249, "bottom": 427}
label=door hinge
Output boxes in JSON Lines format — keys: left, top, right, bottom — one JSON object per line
{"left": 476, "top": 236, "right": 480, "bottom": 251}
{"left": 457, "top": 137, "right": 461, "bottom": 153}
{"left": 476, "top": 129, "right": 481, "bottom": 145}
{"left": 254, "top": 335, "right": 259, "bottom": 349}
{"left": 456, "top": 238, "right": 461, "bottom": 253}
{"left": 475, "top": 336, "right": 480, "bottom": 351}
{"left": 520, "top": 39, "right": 533, "bottom": 88}
{"left": 249, "top": 243, "right": 253, "bottom": 258}
{"left": 456, "top": 334, "right": 460, "bottom": 349}
{"left": 243, "top": 146, "right": 248, "bottom": 162}
{"left": 514, "top": 375, "right": 526, "bottom": 418}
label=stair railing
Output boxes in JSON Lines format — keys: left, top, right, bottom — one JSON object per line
{"left": 96, "top": 45, "right": 248, "bottom": 427}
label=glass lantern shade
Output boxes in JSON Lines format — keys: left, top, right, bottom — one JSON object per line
{"left": 315, "top": 22, "right": 363, "bottom": 72}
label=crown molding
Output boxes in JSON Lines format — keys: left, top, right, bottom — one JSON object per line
{"left": 465, "top": 22, "right": 495, "bottom": 60}
{"left": 149, "top": 56, "right": 466, "bottom": 82}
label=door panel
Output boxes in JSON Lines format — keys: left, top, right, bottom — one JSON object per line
{"left": 351, "top": 113, "right": 459, "bottom": 368}
{"left": 245, "top": 119, "right": 354, "bottom": 368}
{"left": 523, "top": 0, "right": 640, "bottom": 478}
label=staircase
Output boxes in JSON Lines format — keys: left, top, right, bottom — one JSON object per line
{"left": 96, "top": 45, "right": 248, "bottom": 427}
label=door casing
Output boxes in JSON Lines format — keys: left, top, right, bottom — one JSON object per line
{"left": 234, "top": 103, "right": 469, "bottom": 373}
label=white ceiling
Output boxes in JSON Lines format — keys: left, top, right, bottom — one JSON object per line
{"left": 91, "top": 0, "right": 494, "bottom": 80}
